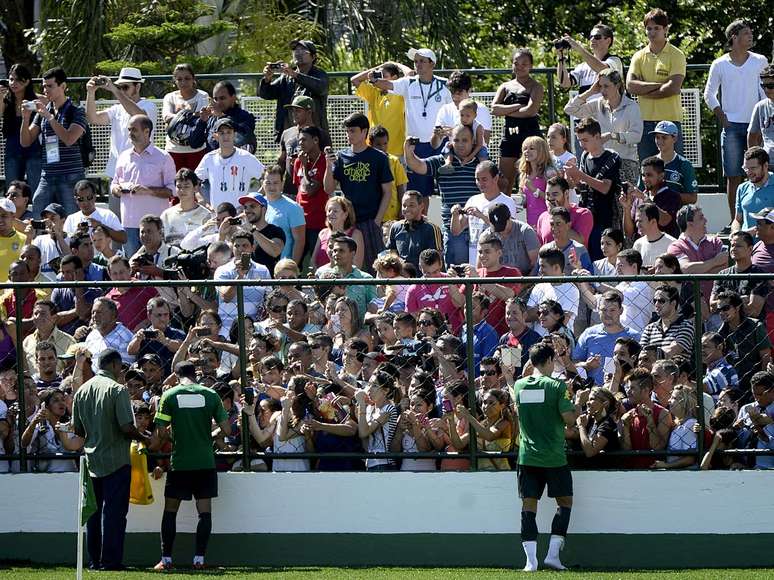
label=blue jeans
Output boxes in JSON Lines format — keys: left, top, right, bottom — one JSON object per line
{"left": 407, "top": 141, "right": 442, "bottom": 197}
{"left": 5, "top": 152, "right": 42, "bottom": 194}
{"left": 638, "top": 120, "right": 684, "bottom": 162}
{"left": 123, "top": 228, "right": 141, "bottom": 257}
{"left": 443, "top": 226, "right": 469, "bottom": 267}
{"left": 721, "top": 122, "right": 748, "bottom": 177}
{"left": 87, "top": 463, "right": 131, "bottom": 570}
{"left": 32, "top": 171, "right": 83, "bottom": 218}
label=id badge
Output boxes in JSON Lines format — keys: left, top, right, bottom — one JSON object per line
{"left": 45, "top": 135, "right": 60, "bottom": 164}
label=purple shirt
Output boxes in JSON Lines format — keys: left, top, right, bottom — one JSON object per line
{"left": 112, "top": 144, "right": 176, "bottom": 228}
{"left": 667, "top": 234, "right": 725, "bottom": 297}
{"left": 752, "top": 240, "right": 774, "bottom": 312}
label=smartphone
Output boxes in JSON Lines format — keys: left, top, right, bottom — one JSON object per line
{"left": 22, "top": 100, "right": 37, "bottom": 111}
{"left": 442, "top": 399, "right": 454, "bottom": 414}
{"left": 407, "top": 136, "right": 420, "bottom": 146}
{"left": 240, "top": 253, "right": 251, "bottom": 270}
{"left": 244, "top": 386, "right": 255, "bottom": 406}
{"left": 228, "top": 216, "right": 242, "bottom": 225}
{"left": 621, "top": 181, "right": 631, "bottom": 193}
{"left": 30, "top": 219, "right": 47, "bottom": 230}
{"left": 569, "top": 246, "right": 578, "bottom": 264}
{"left": 195, "top": 327, "right": 212, "bottom": 337}
{"left": 501, "top": 347, "right": 514, "bottom": 368}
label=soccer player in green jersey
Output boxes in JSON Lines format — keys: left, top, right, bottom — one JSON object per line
{"left": 512, "top": 343, "right": 577, "bottom": 571}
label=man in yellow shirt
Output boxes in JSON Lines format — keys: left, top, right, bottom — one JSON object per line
{"left": 626, "top": 8, "right": 686, "bottom": 161}
{"left": 353, "top": 62, "right": 408, "bottom": 158}
{"left": 369, "top": 125, "right": 409, "bottom": 223}
{"left": 0, "top": 198, "right": 27, "bottom": 282}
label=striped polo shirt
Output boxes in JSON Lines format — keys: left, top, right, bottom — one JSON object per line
{"left": 425, "top": 155, "right": 480, "bottom": 228}
{"left": 32, "top": 98, "right": 87, "bottom": 175}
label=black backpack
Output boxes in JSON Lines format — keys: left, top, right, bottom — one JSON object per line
{"left": 61, "top": 101, "right": 96, "bottom": 168}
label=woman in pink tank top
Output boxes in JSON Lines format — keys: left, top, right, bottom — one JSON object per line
{"left": 312, "top": 196, "right": 365, "bottom": 269}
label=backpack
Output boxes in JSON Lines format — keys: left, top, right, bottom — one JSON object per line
{"left": 62, "top": 101, "right": 96, "bottom": 168}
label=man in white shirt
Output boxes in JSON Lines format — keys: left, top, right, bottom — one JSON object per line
{"left": 373, "top": 47, "right": 452, "bottom": 197}
{"left": 63, "top": 180, "right": 126, "bottom": 245}
{"left": 194, "top": 118, "right": 265, "bottom": 209}
{"left": 450, "top": 161, "right": 518, "bottom": 265}
{"left": 434, "top": 70, "right": 492, "bottom": 145}
{"left": 632, "top": 202, "right": 676, "bottom": 269}
{"left": 527, "top": 247, "right": 580, "bottom": 333}
{"left": 84, "top": 297, "right": 135, "bottom": 365}
{"left": 703, "top": 20, "right": 767, "bottom": 215}
{"left": 86, "top": 67, "right": 158, "bottom": 178}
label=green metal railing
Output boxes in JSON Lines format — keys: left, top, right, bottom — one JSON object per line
{"left": 3, "top": 270, "right": 772, "bottom": 473}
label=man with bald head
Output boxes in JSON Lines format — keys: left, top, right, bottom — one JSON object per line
{"left": 111, "top": 114, "right": 176, "bottom": 255}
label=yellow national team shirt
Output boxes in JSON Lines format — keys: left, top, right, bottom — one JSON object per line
{"left": 629, "top": 42, "right": 686, "bottom": 122}
{"left": 384, "top": 154, "right": 409, "bottom": 222}
{"left": 356, "top": 82, "right": 406, "bottom": 157}
{"left": 0, "top": 230, "right": 26, "bottom": 282}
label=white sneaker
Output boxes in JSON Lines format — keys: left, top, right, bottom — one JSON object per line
{"left": 543, "top": 557, "right": 567, "bottom": 571}
{"left": 544, "top": 535, "right": 567, "bottom": 570}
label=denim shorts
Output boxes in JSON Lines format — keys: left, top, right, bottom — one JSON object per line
{"left": 721, "top": 122, "right": 749, "bottom": 177}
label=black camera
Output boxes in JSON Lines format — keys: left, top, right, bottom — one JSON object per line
{"left": 370, "top": 70, "right": 383, "bottom": 81}
{"left": 164, "top": 246, "right": 209, "bottom": 280}
{"left": 407, "top": 137, "right": 420, "bottom": 146}
{"left": 553, "top": 38, "right": 571, "bottom": 50}
{"left": 269, "top": 62, "right": 284, "bottom": 71}
{"left": 450, "top": 264, "right": 467, "bottom": 277}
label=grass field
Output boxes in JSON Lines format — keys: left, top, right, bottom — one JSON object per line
{"left": 4, "top": 567, "right": 774, "bottom": 579}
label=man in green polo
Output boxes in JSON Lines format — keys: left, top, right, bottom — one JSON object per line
{"left": 152, "top": 361, "right": 230, "bottom": 571}
{"left": 512, "top": 343, "right": 577, "bottom": 572}
{"left": 72, "top": 348, "right": 150, "bottom": 571}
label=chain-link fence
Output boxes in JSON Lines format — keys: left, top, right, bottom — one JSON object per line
{"left": 1, "top": 270, "right": 773, "bottom": 474}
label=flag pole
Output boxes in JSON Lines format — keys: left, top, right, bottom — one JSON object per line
{"left": 76, "top": 455, "right": 85, "bottom": 580}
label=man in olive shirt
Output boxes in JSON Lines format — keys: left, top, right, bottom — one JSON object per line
{"left": 72, "top": 349, "right": 149, "bottom": 571}
{"left": 512, "top": 343, "right": 577, "bottom": 572}
{"left": 153, "top": 361, "right": 230, "bottom": 571}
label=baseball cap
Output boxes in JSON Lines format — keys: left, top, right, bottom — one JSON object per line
{"left": 488, "top": 203, "right": 511, "bottom": 233}
{"left": 283, "top": 95, "right": 314, "bottom": 110}
{"left": 138, "top": 353, "right": 163, "bottom": 367}
{"left": 213, "top": 117, "right": 235, "bottom": 132}
{"left": 238, "top": 192, "right": 268, "bottom": 207}
{"left": 649, "top": 121, "right": 679, "bottom": 137}
{"left": 290, "top": 39, "right": 317, "bottom": 54}
{"left": 407, "top": 48, "right": 437, "bottom": 63}
{"left": 0, "top": 197, "right": 15, "bottom": 214}
{"left": 41, "top": 203, "right": 67, "bottom": 219}
{"left": 114, "top": 66, "right": 145, "bottom": 85}
{"left": 751, "top": 207, "right": 774, "bottom": 223}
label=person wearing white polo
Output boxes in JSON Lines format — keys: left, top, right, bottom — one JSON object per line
{"left": 85, "top": 67, "right": 158, "bottom": 178}
{"left": 194, "top": 117, "right": 265, "bottom": 209}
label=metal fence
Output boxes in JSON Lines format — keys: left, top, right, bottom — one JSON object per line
{"left": 0, "top": 65, "right": 721, "bottom": 189}
{"left": 1, "top": 271, "right": 772, "bottom": 473}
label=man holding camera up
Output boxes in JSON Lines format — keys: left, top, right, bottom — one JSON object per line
{"left": 126, "top": 297, "right": 185, "bottom": 377}
{"left": 556, "top": 25, "right": 623, "bottom": 98}
{"left": 260, "top": 39, "right": 329, "bottom": 142}
{"left": 152, "top": 360, "right": 230, "bottom": 572}
{"left": 352, "top": 62, "right": 408, "bottom": 158}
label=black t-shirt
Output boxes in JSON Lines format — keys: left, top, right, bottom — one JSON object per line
{"left": 251, "top": 223, "right": 286, "bottom": 275}
{"left": 332, "top": 146, "right": 393, "bottom": 222}
{"left": 571, "top": 413, "right": 620, "bottom": 468}
{"left": 578, "top": 149, "right": 621, "bottom": 229}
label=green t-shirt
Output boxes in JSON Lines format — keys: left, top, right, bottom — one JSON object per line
{"left": 512, "top": 375, "right": 574, "bottom": 468}
{"left": 156, "top": 383, "right": 228, "bottom": 471}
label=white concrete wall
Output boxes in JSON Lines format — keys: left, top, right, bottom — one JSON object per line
{"left": 1, "top": 471, "right": 770, "bottom": 535}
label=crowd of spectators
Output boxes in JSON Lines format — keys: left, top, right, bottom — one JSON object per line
{"left": 0, "top": 10, "right": 774, "bottom": 474}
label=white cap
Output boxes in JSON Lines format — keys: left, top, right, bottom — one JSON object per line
{"left": 407, "top": 48, "right": 437, "bottom": 63}
{"left": 0, "top": 197, "right": 16, "bottom": 214}
{"left": 114, "top": 67, "right": 145, "bottom": 85}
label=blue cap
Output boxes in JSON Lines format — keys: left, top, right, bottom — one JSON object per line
{"left": 238, "top": 192, "right": 267, "bottom": 207}
{"left": 649, "top": 121, "right": 679, "bottom": 137}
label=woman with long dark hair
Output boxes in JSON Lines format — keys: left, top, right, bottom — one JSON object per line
{"left": 0, "top": 64, "right": 42, "bottom": 192}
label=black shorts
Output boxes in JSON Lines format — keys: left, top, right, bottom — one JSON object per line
{"left": 518, "top": 464, "right": 573, "bottom": 499}
{"left": 165, "top": 469, "right": 218, "bottom": 501}
{"left": 499, "top": 124, "right": 542, "bottom": 158}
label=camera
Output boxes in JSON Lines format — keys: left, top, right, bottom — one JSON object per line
{"left": 407, "top": 137, "right": 420, "bottom": 146}
{"left": 94, "top": 77, "right": 108, "bottom": 86}
{"left": 269, "top": 62, "right": 284, "bottom": 71}
{"left": 164, "top": 246, "right": 209, "bottom": 280}
{"left": 30, "top": 219, "right": 47, "bottom": 230}
{"left": 227, "top": 216, "right": 242, "bottom": 225}
{"left": 144, "top": 329, "right": 159, "bottom": 339}
{"left": 196, "top": 327, "right": 212, "bottom": 337}
{"left": 553, "top": 38, "right": 571, "bottom": 50}
{"left": 22, "top": 100, "right": 37, "bottom": 111}
{"left": 370, "top": 70, "right": 383, "bottom": 81}
{"left": 134, "top": 253, "right": 154, "bottom": 266}
{"left": 450, "top": 264, "right": 467, "bottom": 277}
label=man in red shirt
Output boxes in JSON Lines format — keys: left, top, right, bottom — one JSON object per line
{"left": 449, "top": 232, "right": 521, "bottom": 335}
{"left": 292, "top": 125, "right": 330, "bottom": 265}
{"left": 0, "top": 260, "right": 47, "bottom": 322}
{"left": 536, "top": 176, "right": 593, "bottom": 247}
{"left": 620, "top": 367, "right": 673, "bottom": 468}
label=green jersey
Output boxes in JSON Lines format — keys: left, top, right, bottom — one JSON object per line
{"left": 512, "top": 375, "right": 574, "bottom": 468}
{"left": 156, "top": 383, "right": 228, "bottom": 471}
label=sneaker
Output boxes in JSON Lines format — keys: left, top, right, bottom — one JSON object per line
{"left": 153, "top": 560, "right": 173, "bottom": 572}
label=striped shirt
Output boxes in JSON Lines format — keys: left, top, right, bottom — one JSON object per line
{"left": 32, "top": 99, "right": 87, "bottom": 175}
{"left": 639, "top": 315, "right": 695, "bottom": 354}
{"left": 71, "top": 371, "right": 135, "bottom": 478}
{"left": 425, "top": 155, "right": 480, "bottom": 228}
{"left": 703, "top": 356, "right": 740, "bottom": 400}
{"left": 365, "top": 403, "right": 399, "bottom": 469}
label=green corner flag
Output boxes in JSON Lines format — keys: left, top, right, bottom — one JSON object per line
{"left": 79, "top": 456, "right": 97, "bottom": 526}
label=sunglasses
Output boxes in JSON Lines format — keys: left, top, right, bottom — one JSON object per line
{"left": 6, "top": 193, "right": 22, "bottom": 199}
{"left": 270, "top": 306, "right": 287, "bottom": 313}
{"left": 718, "top": 304, "right": 734, "bottom": 312}
{"left": 652, "top": 298, "right": 668, "bottom": 304}
{"left": 75, "top": 195, "right": 94, "bottom": 202}
{"left": 418, "top": 320, "right": 434, "bottom": 326}
{"left": 481, "top": 370, "right": 498, "bottom": 376}
{"left": 762, "top": 83, "right": 774, "bottom": 90}
{"left": 310, "top": 344, "right": 322, "bottom": 350}
{"left": 589, "top": 34, "right": 604, "bottom": 40}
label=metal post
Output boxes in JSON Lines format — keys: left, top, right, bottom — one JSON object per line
{"left": 236, "top": 284, "right": 251, "bottom": 472}
{"left": 692, "top": 280, "right": 705, "bottom": 463}
{"left": 546, "top": 70, "right": 556, "bottom": 124}
{"left": 14, "top": 286, "right": 27, "bottom": 472}
{"left": 463, "top": 281, "right": 478, "bottom": 471}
